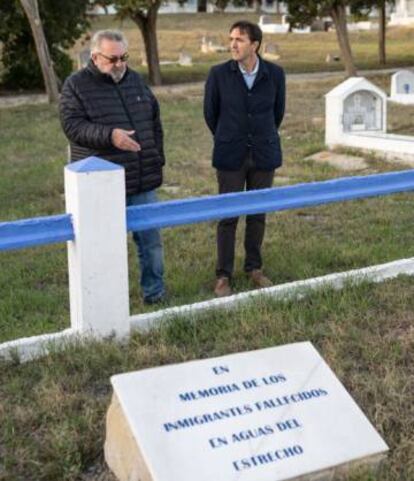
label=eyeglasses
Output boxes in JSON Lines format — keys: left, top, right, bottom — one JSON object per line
{"left": 97, "top": 52, "right": 129, "bottom": 64}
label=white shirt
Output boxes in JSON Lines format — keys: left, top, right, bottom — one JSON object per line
{"left": 238, "top": 59, "right": 259, "bottom": 90}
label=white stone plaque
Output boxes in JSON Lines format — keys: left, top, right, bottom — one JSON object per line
{"left": 105, "top": 342, "right": 388, "bottom": 481}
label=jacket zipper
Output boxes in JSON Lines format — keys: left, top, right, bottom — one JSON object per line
{"left": 114, "top": 83, "right": 143, "bottom": 193}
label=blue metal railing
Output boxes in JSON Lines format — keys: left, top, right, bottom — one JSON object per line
{"left": 0, "top": 214, "right": 73, "bottom": 251}
{"left": 1, "top": 169, "right": 414, "bottom": 252}
{"left": 126, "top": 169, "right": 414, "bottom": 232}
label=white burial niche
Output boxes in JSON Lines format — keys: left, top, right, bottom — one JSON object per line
{"left": 390, "top": 70, "right": 414, "bottom": 104}
{"left": 104, "top": 342, "right": 388, "bottom": 481}
{"left": 325, "top": 76, "right": 414, "bottom": 161}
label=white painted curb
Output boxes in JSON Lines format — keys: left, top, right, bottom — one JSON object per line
{"left": 130, "top": 257, "right": 414, "bottom": 332}
{"left": 2, "top": 258, "right": 413, "bottom": 362}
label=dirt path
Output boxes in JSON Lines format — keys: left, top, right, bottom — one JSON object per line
{"left": 0, "top": 67, "right": 402, "bottom": 109}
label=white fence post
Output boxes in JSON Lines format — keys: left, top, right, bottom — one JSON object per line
{"left": 65, "top": 156, "right": 130, "bottom": 338}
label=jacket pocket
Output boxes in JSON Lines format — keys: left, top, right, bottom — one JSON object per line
{"left": 266, "top": 136, "right": 281, "bottom": 150}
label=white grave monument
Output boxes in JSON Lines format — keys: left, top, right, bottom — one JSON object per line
{"left": 325, "top": 77, "right": 414, "bottom": 161}
{"left": 347, "top": 21, "right": 377, "bottom": 31}
{"left": 178, "top": 51, "right": 193, "bottom": 67}
{"left": 258, "top": 15, "right": 290, "bottom": 34}
{"left": 389, "top": 0, "right": 414, "bottom": 25}
{"left": 291, "top": 24, "right": 311, "bottom": 34}
{"left": 263, "top": 43, "right": 281, "bottom": 61}
{"left": 390, "top": 70, "right": 414, "bottom": 104}
{"left": 201, "top": 36, "right": 228, "bottom": 53}
{"left": 77, "top": 48, "right": 91, "bottom": 70}
{"left": 105, "top": 342, "right": 388, "bottom": 481}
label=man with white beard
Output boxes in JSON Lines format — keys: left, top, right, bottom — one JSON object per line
{"left": 60, "top": 30, "right": 166, "bottom": 305}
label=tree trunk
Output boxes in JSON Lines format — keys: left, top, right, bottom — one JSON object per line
{"left": 132, "top": 6, "right": 162, "bottom": 86}
{"left": 20, "top": 0, "right": 59, "bottom": 103}
{"left": 198, "top": 0, "right": 207, "bottom": 12}
{"left": 330, "top": 3, "right": 357, "bottom": 77}
{"left": 378, "top": 2, "right": 386, "bottom": 65}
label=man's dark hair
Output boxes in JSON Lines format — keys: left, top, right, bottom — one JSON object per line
{"left": 229, "top": 20, "right": 262, "bottom": 53}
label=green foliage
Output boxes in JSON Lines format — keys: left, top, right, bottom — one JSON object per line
{"left": 285, "top": 0, "right": 393, "bottom": 26}
{"left": 350, "top": 0, "right": 373, "bottom": 21}
{"left": 110, "top": 0, "right": 162, "bottom": 19}
{"left": 0, "top": 0, "right": 89, "bottom": 90}
{"left": 284, "top": 0, "right": 331, "bottom": 27}
{"left": 210, "top": 0, "right": 232, "bottom": 11}
{"left": 350, "top": 0, "right": 394, "bottom": 23}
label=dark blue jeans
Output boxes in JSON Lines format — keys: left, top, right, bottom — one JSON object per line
{"left": 127, "top": 191, "right": 165, "bottom": 302}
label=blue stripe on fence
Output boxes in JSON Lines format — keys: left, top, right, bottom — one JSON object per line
{"left": 126, "top": 169, "right": 414, "bottom": 232}
{"left": 1, "top": 170, "right": 414, "bottom": 252}
{"left": 0, "top": 214, "right": 73, "bottom": 251}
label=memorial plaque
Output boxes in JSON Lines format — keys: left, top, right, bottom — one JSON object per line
{"left": 105, "top": 342, "right": 388, "bottom": 481}
{"left": 343, "top": 90, "right": 382, "bottom": 132}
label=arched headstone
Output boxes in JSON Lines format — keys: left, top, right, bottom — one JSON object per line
{"left": 325, "top": 76, "right": 414, "bottom": 162}
{"left": 390, "top": 70, "right": 414, "bottom": 104}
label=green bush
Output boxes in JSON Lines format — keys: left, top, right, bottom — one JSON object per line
{"left": 1, "top": 40, "right": 73, "bottom": 90}
{"left": 0, "top": 0, "right": 88, "bottom": 90}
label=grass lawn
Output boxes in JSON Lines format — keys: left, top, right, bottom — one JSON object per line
{"left": 1, "top": 73, "right": 414, "bottom": 480}
{"left": 67, "top": 13, "right": 414, "bottom": 84}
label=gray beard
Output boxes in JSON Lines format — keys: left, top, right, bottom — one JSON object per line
{"left": 110, "top": 68, "right": 126, "bottom": 83}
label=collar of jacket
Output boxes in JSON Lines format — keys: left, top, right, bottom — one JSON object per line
{"left": 86, "top": 59, "right": 130, "bottom": 84}
{"left": 229, "top": 55, "right": 269, "bottom": 79}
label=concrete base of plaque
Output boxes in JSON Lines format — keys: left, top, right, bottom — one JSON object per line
{"left": 105, "top": 394, "right": 151, "bottom": 481}
{"left": 105, "top": 342, "right": 388, "bottom": 481}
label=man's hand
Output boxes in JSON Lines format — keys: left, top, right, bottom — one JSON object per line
{"left": 111, "top": 129, "right": 141, "bottom": 152}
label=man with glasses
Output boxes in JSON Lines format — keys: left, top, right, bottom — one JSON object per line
{"left": 60, "top": 30, "right": 166, "bottom": 305}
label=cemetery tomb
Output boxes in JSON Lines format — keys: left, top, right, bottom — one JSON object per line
{"left": 346, "top": 21, "right": 377, "bottom": 31}
{"left": 263, "top": 43, "right": 281, "bottom": 61}
{"left": 325, "top": 77, "right": 414, "bottom": 162}
{"left": 201, "top": 36, "right": 228, "bottom": 53}
{"left": 178, "top": 51, "right": 193, "bottom": 67}
{"left": 291, "top": 25, "right": 311, "bottom": 34}
{"left": 390, "top": 0, "right": 414, "bottom": 25}
{"left": 325, "top": 53, "right": 340, "bottom": 63}
{"left": 259, "top": 15, "right": 290, "bottom": 34}
{"left": 105, "top": 342, "right": 388, "bottom": 481}
{"left": 390, "top": 70, "right": 414, "bottom": 105}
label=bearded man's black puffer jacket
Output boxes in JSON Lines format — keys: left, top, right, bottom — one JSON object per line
{"left": 59, "top": 61, "right": 165, "bottom": 196}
